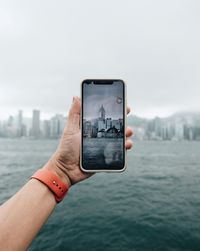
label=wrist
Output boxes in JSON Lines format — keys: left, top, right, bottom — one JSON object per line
{"left": 43, "top": 159, "right": 71, "bottom": 188}
{"left": 31, "top": 168, "right": 69, "bottom": 203}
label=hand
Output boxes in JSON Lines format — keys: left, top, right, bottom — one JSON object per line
{"left": 44, "top": 96, "right": 133, "bottom": 187}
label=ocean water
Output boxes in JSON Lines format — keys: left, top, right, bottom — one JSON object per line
{"left": 83, "top": 138, "right": 124, "bottom": 169}
{"left": 0, "top": 139, "right": 200, "bottom": 251}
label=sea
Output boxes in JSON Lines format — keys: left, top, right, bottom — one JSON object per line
{"left": 83, "top": 138, "right": 124, "bottom": 169}
{"left": 0, "top": 138, "right": 200, "bottom": 251}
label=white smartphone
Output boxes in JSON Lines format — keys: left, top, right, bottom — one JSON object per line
{"left": 80, "top": 79, "right": 127, "bottom": 172}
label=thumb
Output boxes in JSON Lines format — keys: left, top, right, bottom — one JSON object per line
{"left": 66, "top": 96, "right": 81, "bottom": 133}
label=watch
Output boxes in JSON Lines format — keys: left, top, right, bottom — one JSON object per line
{"left": 30, "top": 168, "right": 69, "bottom": 203}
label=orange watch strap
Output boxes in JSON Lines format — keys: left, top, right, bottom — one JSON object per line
{"left": 30, "top": 168, "right": 69, "bottom": 203}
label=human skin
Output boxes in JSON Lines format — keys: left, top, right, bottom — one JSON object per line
{"left": 0, "top": 96, "right": 133, "bottom": 251}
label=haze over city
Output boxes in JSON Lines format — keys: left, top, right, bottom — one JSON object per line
{"left": 0, "top": 0, "right": 200, "bottom": 120}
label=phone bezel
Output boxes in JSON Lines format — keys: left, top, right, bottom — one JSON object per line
{"left": 80, "top": 79, "right": 127, "bottom": 173}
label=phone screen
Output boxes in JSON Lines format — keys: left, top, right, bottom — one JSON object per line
{"left": 81, "top": 80, "right": 125, "bottom": 171}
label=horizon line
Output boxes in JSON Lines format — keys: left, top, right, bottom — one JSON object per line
{"left": 0, "top": 109, "right": 200, "bottom": 121}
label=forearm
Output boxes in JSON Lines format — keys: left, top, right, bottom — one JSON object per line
{"left": 0, "top": 178, "right": 57, "bottom": 251}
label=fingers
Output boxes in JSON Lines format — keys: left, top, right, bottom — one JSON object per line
{"left": 125, "top": 139, "right": 133, "bottom": 150}
{"left": 126, "top": 106, "right": 133, "bottom": 150}
{"left": 127, "top": 106, "right": 131, "bottom": 115}
{"left": 66, "top": 96, "right": 81, "bottom": 133}
{"left": 126, "top": 126, "right": 133, "bottom": 137}
{"left": 125, "top": 126, "right": 133, "bottom": 150}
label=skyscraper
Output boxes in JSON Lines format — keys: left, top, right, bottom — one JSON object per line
{"left": 50, "top": 114, "right": 65, "bottom": 138}
{"left": 99, "top": 105, "right": 105, "bottom": 120}
{"left": 106, "top": 118, "right": 112, "bottom": 129}
{"left": 43, "top": 120, "right": 51, "bottom": 138}
{"left": 17, "top": 110, "right": 23, "bottom": 137}
{"left": 30, "top": 110, "right": 41, "bottom": 138}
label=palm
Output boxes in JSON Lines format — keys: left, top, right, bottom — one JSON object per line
{"left": 55, "top": 131, "right": 92, "bottom": 185}
{"left": 50, "top": 97, "right": 132, "bottom": 186}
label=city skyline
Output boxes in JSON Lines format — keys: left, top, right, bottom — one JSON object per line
{"left": 83, "top": 104, "right": 124, "bottom": 138}
{"left": 1, "top": 108, "right": 200, "bottom": 141}
{"left": 1, "top": 107, "right": 200, "bottom": 121}
{"left": 0, "top": 109, "right": 66, "bottom": 139}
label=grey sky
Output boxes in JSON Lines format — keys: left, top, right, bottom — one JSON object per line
{"left": 0, "top": 0, "right": 200, "bottom": 119}
{"left": 83, "top": 82, "right": 123, "bottom": 120}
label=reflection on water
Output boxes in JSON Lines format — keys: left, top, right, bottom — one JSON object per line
{"left": 83, "top": 138, "right": 124, "bottom": 169}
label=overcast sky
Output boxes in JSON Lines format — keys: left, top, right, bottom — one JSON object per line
{"left": 83, "top": 81, "right": 123, "bottom": 120}
{"left": 0, "top": 0, "right": 200, "bottom": 119}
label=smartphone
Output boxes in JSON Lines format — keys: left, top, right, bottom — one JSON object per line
{"left": 80, "top": 79, "right": 126, "bottom": 172}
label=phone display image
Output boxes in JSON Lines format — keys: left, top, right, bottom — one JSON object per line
{"left": 81, "top": 80, "right": 125, "bottom": 171}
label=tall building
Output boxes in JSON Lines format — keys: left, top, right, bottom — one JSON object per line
{"left": 154, "top": 117, "right": 162, "bottom": 138}
{"left": 83, "top": 121, "right": 93, "bottom": 137}
{"left": 6, "top": 116, "right": 17, "bottom": 137}
{"left": 17, "top": 110, "right": 23, "bottom": 129}
{"left": 174, "top": 120, "right": 184, "bottom": 140}
{"left": 106, "top": 118, "right": 112, "bottom": 129}
{"left": 43, "top": 120, "right": 51, "bottom": 138}
{"left": 99, "top": 105, "right": 105, "bottom": 120}
{"left": 30, "top": 110, "right": 41, "bottom": 138}
{"left": 50, "top": 114, "right": 65, "bottom": 138}
{"left": 17, "top": 110, "right": 23, "bottom": 137}
{"left": 7, "top": 116, "right": 14, "bottom": 127}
